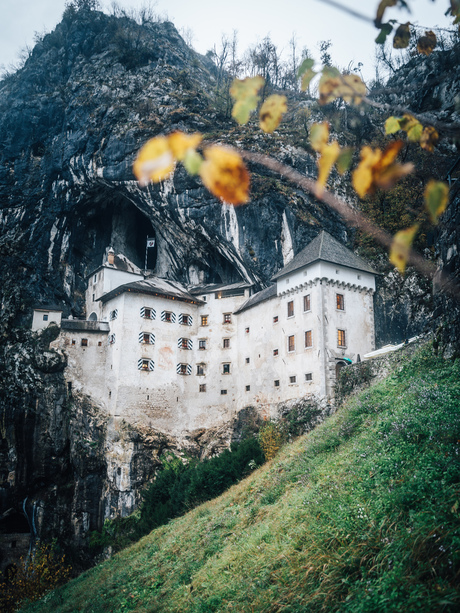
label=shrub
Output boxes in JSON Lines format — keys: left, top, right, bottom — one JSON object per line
{"left": 258, "top": 420, "right": 285, "bottom": 461}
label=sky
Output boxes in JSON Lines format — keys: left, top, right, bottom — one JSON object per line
{"left": 0, "top": 0, "right": 455, "bottom": 82}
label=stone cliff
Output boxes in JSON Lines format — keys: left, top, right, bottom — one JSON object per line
{"left": 0, "top": 7, "right": 458, "bottom": 569}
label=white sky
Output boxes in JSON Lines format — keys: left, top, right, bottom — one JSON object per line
{"left": 0, "top": 1, "right": 455, "bottom": 81}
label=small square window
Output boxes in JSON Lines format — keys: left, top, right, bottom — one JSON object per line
{"left": 199, "top": 339, "right": 206, "bottom": 350}
{"left": 245, "top": 327, "right": 250, "bottom": 334}
{"left": 274, "top": 379, "right": 280, "bottom": 387}
{"left": 245, "top": 357, "right": 250, "bottom": 364}
{"left": 43, "top": 314, "right": 48, "bottom": 321}
{"left": 273, "top": 348, "right": 279, "bottom": 356}
{"left": 223, "top": 338, "right": 230, "bottom": 349}
{"left": 273, "top": 315, "right": 278, "bottom": 323}
{"left": 338, "top": 329, "right": 346, "bottom": 347}
{"left": 197, "top": 364, "right": 205, "bottom": 376}
{"left": 222, "top": 363, "right": 231, "bottom": 375}
{"left": 81, "top": 338, "right": 88, "bottom": 347}
{"left": 181, "top": 314, "right": 190, "bottom": 325}
{"left": 336, "top": 294, "right": 344, "bottom": 310}
{"left": 289, "top": 375, "right": 297, "bottom": 384}
{"left": 164, "top": 311, "right": 172, "bottom": 323}
{"left": 357, "top": 274, "right": 361, "bottom": 280}
{"left": 71, "top": 339, "right": 76, "bottom": 346}
{"left": 245, "top": 385, "right": 250, "bottom": 392}
{"left": 221, "top": 389, "right": 227, "bottom": 395}
{"left": 287, "top": 300, "right": 294, "bottom": 318}
{"left": 223, "top": 313, "right": 232, "bottom": 324}
{"left": 141, "top": 359, "right": 150, "bottom": 371}
{"left": 305, "top": 330, "right": 312, "bottom": 348}
{"left": 98, "top": 341, "right": 102, "bottom": 347}
{"left": 199, "top": 384, "right": 206, "bottom": 392}
{"left": 143, "top": 333, "right": 150, "bottom": 344}
{"left": 179, "top": 363, "right": 188, "bottom": 375}
{"left": 181, "top": 338, "right": 191, "bottom": 350}
{"left": 305, "top": 373, "right": 313, "bottom": 381}
{"left": 201, "top": 315, "right": 208, "bottom": 326}
{"left": 288, "top": 335, "right": 295, "bottom": 352}
{"left": 303, "top": 294, "right": 311, "bottom": 312}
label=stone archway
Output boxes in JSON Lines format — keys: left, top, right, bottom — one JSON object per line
{"left": 335, "top": 360, "right": 347, "bottom": 379}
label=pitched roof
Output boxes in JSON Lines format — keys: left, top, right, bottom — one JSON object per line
{"left": 98, "top": 277, "right": 202, "bottom": 305}
{"left": 272, "top": 231, "right": 377, "bottom": 280}
{"left": 234, "top": 284, "right": 277, "bottom": 315}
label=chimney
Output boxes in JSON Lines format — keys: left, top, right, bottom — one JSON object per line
{"left": 107, "top": 248, "right": 115, "bottom": 266}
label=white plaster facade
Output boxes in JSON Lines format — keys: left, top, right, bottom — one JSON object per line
{"left": 49, "top": 231, "right": 376, "bottom": 435}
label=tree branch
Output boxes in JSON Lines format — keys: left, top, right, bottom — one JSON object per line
{"left": 240, "top": 149, "right": 460, "bottom": 302}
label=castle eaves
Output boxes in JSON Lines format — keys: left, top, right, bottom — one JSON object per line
{"left": 98, "top": 278, "right": 203, "bottom": 305}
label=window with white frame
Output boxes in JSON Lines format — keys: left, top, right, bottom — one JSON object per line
{"left": 221, "top": 389, "right": 227, "bottom": 395}
{"left": 305, "top": 330, "right": 312, "bottom": 348}
{"left": 222, "top": 338, "right": 230, "bottom": 349}
{"left": 336, "top": 293, "right": 344, "bottom": 310}
{"left": 303, "top": 294, "right": 311, "bottom": 312}
{"left": 43, "top": 314, "right": 48, "bottom": 321}
{"left": 338, "top": 329, "right": 346, "bottom": 347}
{"left": 201, "top": 315, "right": 208, "bottom": 326}
{"left": 288, "top": 335, "right": 295, "bottom": 352}
{"left": 305, "top": 373, "right": 313, "bottom": 381}
{"left": 81, "top": 338, "right": 88, "bottom": 347}
{"left": 199, "top": 384, "right": 206, "bottom": 392}
{"left": 196, "top": 363, "right": 205, "bottom": 376}
{"left": 287, "top": 300, "right": 294, "bottom": 318}
{"left": 223, "top": 313, "right": 232, "bottom": 324}
{"left": 289, "top": 375, "right": 297, "bottom": 384}
{"left": 198, "top": 339, "right": 207, "bottom": 350}
{"left": 222, "top": 363, "right": 231, "bottom": 375}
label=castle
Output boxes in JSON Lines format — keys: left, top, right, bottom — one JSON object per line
{"left": 34, "top": 231, "right": 376, "bottom": 435}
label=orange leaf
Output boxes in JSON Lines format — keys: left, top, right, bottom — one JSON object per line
{"left": 168, "top": 132, "right": 202, "bottom": 161}
{"left": 389, "top": 225, "right": 419, "bottom": 274}
{"left": 417, "top": 30, "right": 437, "bottom": 55}
{"left": 259, "top": 94, "right": 288, "bottom": 133}
{"left": 133, "top": 136, "right": 174, "bottom": 185}
{"left": 316, "top": 141, "right": 341, "bottom": 196}
{"left": 420, "top": 126, "right": 439, "bottom": 152}
{"left": 393, "top": 22, "right": 411, "bottom": 49}
{"left": 319, "top": 68, "right": 366, "bottom": 105}
{"left": 199, "top": 146, "right": 250, "bottom": 205}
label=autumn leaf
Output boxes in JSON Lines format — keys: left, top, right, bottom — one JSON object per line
{"left": 420, "top": 126, "right": 439, "bottom": 152}
{"left": 297, "top": 58, "right": 316, "bottom": 91}
{"left": 352, "top": 141, "right": 414, "bottom": 198}
{"left": 336, "top": 147, "right": 353, "bottom": 175}
{"left": 448, "top": 0, "right": 460, "bottom": 24}
{"left": 417, "top": 30, "right": 437, "bottom": 55}
{"left": 375, "top": 0, "right": 397, "bottom": 27}
{"left": 183, "top": 149, "right": 203, "bottom": 175}
{"left": 385, "top": 114, "right": 423, "bottom": 142}
{"left": 259, "top": 94, "right": 288, "bottom": 133}
{"left": 230, "top": 76, "right": 265, "bottom": 125}
{"left": 133, "top": 136, "right": 174, "bottom": 185}
{"left": 385, "top": 116, "right": 402, "bottom": 135}
{"left": 168, "top": 132, "right": 202, "bottom": 160}
{"left": 389, "top": 225, "right": 419, "bottom": 274}
{"left": 375, "top": 23, "right": 393, "bottom": 45}
{"left": 425, "top": 180, "right": 449, "bottom": 224}
{"left": 199, "top": 146, "right": 250, "bottom": 205}
{"left": 310, "top": 122, "right": 330, "bottom": 152}
{"left": 319, "top": 68, "right": 366, "bottom": 105}
{"left": 393, "top": 22, "right": 411, "bottom": 49}
{"left": 316, "top": 141, "right": 341, "bottom": 196}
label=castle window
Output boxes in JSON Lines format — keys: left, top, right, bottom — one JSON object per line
{"left": 177, "top": 363, "right": 192, "bottom": 375}
{"left": 245, "top": 327, "right": 250, "bottom": 334}
{"left": 245, "top": 385, "right": 250, "bottom": 392}
{"left": 199, "top": 384, "right": 206, "bottom": 392}
{"left": 305, "top": 330, "right": 312, "bottom": 348}
{"left": 108, "top": 334, "right": 116, "bottom": 345}
{"left": 221, "top": 389, "right": 227, "bottom": 395}
{"left": 223, "top": 313, "right": 232, "bottom": 324}
{"left": 43, "top": 314, "right": 48, "bottom": 321}
{"left": 273, "top": 315, "right": 278, "bottom": 323}
{"left": 273, "top": 349, "right": 279, "bottom": 356}
{"left": 289, "top": 375, "right": 297, "bottom": 384}
{"left": 81, "top": 338, "right": 88, "bottom": 347}
{"left": 93, "top": 275, "right": 97, "bottom": 284}
{"left": 98, "top": 341, "right": 102, "bottom": 346}
{"left": 110, "top": 309, "right": 118, "bottom": 320}
{"left": 199, "top": 339, "right": 207, "bottom": 350}
{"left": 336, "top": 294, "right": 344, "bottom": 310}
{"left": 223, "top": 338, "right": 230, "bottom": 349}
{"left": 357, "top": 274, "right": 362, "bottom": 280}
{"left": 222, "top": 363, "right": 231, "bottom": 375}
{"left": 201, "top": 315, "right": 208, "bottom": 326}
{"left": 71, "top": 339, "right": 76, "bottom": 346}
{"left": 139, "top": 332, "right": 155, "bottom": 345}
{"left": 303, "top": 294, "right": 311, "bottom": 312}
{"left": 196, "top": 363, "right": 206, "bottom": 376}
{"left": 287, "top": 300, "right": 294, "bottom": 318}
{"left": 305, "top": 373, "right": 313, "bottom": 381}
{"left": 179, "top": 313, "right": 192, "bottom": 326}
{"left": 338, "top": 329, "right": 346, "bottom": 347}
{"left": 138, "top": 358, "right": 154, "bottom": 372}
{"left": 92, "top": 294, "right": 95, "bottom": 302}
{"left": 274, "top": 380, "right": 280, "bottom": 387}
{"left": 288, "top": 335, "right": 295, "bottom": 353}
{"left": 141, "top": 307, "right": 156, "bottom": 320}
{"left": 179, "top": 338, "right": 192, "bottom": 350}
{"left": 162, "top": 310, "right": 175, "bottom": 323}
{"left": 245, "top": 357, "right": 250, "bottom": 364}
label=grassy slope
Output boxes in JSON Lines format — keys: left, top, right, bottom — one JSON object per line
{"left": 25, "top": 345, "right": 460, "bottom": 612}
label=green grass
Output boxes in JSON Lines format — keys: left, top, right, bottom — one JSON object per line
{"left": 23, "top": 344, "right": 460, "bottom": 612}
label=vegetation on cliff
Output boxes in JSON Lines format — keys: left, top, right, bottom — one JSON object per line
{"left": 22, "top": 344, "right": 460, "bottom": 612}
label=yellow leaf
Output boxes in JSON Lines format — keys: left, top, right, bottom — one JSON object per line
{"left": 298, "top": 58, "right": 316, "bottom": 91}
{"left": 316, "top": 141, "right": 341, "bottom": 196}
{"left": 183, "top": 149, "right": 203, "bottom": 175}
{"left": 385, "top": 116, "right": 402, "bottom": 135}
{"left": 259, "top": 94, "right": 287, "bottom": 133}
{"left": 352, "top": 141, "right": 414, "bottom": 198}
{"left": 336, "top": 147, "right": 353, "bottom": 175}
{"left": 417, "top": 31, "right": 437, "bottom": 55}
{"left": 425, "top": 180, "right": 449, "bottom": 224}
{"left": 420, "top": 126, "right": 439, "bottom": 152}
{"left": 393, "top": 22, "right": 411, "bottom": 49}
{"left": 230, "top": 76, "right": 265, "bottom": 125}
{"left": 399, "top": 114, "right": 423, "bottom": 142}
{"left": 389, "top": 225, "right": 419, "bottom": 274}
{"left": 375, "top": 0, "right": 397, "bottom": 27}
{"left": 310, "top": 122, "right": 330, "bottom": 152}
{"left": 199, "top": 146, "right": 250, "bottom": 205}
{"left": 319, "top": 69, "right": 366, "bottom": 105}
{"left": 133, "top": 136, "right": 174, "bottom": 185}
{"left": 168, "top": 132, "right": 202, "bottom": 161}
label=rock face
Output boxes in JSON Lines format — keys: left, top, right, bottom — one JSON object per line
{"left": 0, "top": 8, "right": 458, "bottom": 568}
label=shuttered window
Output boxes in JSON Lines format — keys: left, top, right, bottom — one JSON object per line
{"left": 178, "top": 338, "right": 193, "bottom": 350}
{"left": 140, "top": 307, "right": 156, "bottom": 319}
{"left": 138, "top": 359, "right": 154, "bottom": 371}
{"left": 177, "top": 363, "right": 192, "bottom": 375}
{"left": 139, "top": 332, "right": 155, "bottom": 345}
{"left": 179, "top": 313, "right": 193, "bottom": 326}
{"left": 161, "top": 311, "right": 176, "bottom": 323}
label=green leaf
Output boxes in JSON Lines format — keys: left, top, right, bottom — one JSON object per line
{"left": 183, "top": 149, "right": 203, "bottom": 175}
{"left": 425, "top": 180, "right": 449, "bottom": 224}
{"left": 375, "top": 23, "right": 393, "bottom": 45}
{"left": 336, "top": 147, "right": 353, "bottom": 175}
{"left": 385, "top": 116, "right": 402, "bottom": 135}
{"left": 230, "top": 76, "right": 265, "bottom": 125}
{"left": 406, "top": 122, "right": 423, "bottom": 142}
{"left": 297, "top": 58, "right": 314, "bottom": 78}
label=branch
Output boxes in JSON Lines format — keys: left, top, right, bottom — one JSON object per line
{"left": 240, "top": 149, "right": 460, "bottom": 303}
{"left": 313, "top": 0, "right": 374, "bottom": 25}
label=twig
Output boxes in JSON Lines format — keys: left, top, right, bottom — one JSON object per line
{"left": 240, "top": 149, "right": 460, "bottom": 303}
{"left": 313, "top": 0, "right": 374, "bottom": 25}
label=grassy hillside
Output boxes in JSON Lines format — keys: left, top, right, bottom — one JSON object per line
{"left": 24, "top": 344, "right": 460, "bottom": 612}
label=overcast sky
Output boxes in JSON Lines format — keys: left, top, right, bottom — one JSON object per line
{"left": 0, "top": 1, "right": 455, "bottom": 81}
